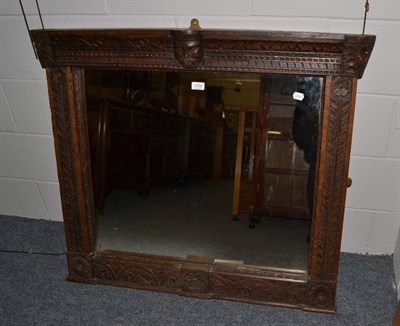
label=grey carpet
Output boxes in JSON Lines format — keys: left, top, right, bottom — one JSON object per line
{"left": 0, "top": 214, "right": 397, "bottom": 326}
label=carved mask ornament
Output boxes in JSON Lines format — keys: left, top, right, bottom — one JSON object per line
{"left": 172, "top": 30, "right": 204, "bottom": 68}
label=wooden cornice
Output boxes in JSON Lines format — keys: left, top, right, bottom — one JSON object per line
{"left": 31, "top": 28, "right": 375, "bottom": 78}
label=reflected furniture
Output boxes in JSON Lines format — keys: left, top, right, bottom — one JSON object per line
{"left": 31, "top": 24, "right": 375, "bottom": 312}
{"left": 91, "top": 98, "right": 216, "bottom": 213}
{"left": 249, "top": 76, "right": 318, "bottom": 228}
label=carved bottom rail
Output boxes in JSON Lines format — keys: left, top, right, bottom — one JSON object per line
{"left": 64, "top": 251, "right": 335, "bottom": 313}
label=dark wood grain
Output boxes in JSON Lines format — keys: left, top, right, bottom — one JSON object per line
{"left": 33, "top": 27, "right": 375, "bottom": 313}
{"left": 32, "top": 29, "right": 375, "bottom": 77}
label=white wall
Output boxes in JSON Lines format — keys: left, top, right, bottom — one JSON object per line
{"left": 0, "top": 0, "right": 399, "bottom": 254}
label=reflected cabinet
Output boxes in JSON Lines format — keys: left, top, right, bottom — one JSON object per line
{"left": 32, "top": 24, "right": 375, "bottom": 312}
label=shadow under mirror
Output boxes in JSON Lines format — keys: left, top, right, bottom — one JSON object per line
{"left": 84, "top": 69, "right": 322, "bottom": 272}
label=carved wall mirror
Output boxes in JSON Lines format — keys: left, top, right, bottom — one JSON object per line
{"left": 31, "top": 23, "right": 375, "bottom": 313}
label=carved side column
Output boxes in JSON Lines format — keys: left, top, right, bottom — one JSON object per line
{"left": 46, "top": 67, "right": 94, "bottom": 282}
{"left": 306, "top": 75, "right": 358, "bottom": 312}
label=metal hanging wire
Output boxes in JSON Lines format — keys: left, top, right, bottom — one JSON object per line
{"left": 362, "top": 0, "right": 370, "bottom": 35}
{"left": 18, "top": 0, "right": 45, "bottom": 59}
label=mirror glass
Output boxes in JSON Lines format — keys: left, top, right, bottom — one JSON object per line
{"left": 84, "top": 70, "right": 322, "bottom": 272}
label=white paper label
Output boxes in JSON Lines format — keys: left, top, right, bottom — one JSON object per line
{"left": 191, "top": 81, "right": 205, "bottom": 91}
{"left": 293, "top": 91, "right": 304, "bottom": 101}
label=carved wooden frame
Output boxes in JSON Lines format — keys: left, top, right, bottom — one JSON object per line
{"left": 32, "top": 27, "right": 375, "bottom": 313}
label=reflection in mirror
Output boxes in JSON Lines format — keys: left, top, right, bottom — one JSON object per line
{"left": 84, "top": 70, "right": 322, "bottom": 272}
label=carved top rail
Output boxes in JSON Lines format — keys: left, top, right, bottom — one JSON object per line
{"left": 31, "top": 28, "right": 375, "bottom": 78}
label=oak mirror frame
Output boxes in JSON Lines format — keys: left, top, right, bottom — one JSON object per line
{"left": 31, "top": 26, "right": 375, "bottom": 313}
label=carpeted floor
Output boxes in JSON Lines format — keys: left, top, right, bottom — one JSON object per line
{"left": 0, "top": 214, "right": 397, "bottom": 326}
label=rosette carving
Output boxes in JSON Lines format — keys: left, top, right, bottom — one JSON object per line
{"left": 68, "top": 254, "right": 93, "bottom": 280}
{"left": 181, "top": 271, "right": 208, "bottom": 293}
{"left": 308, "top": 283, "right": 335, "bottom": 308}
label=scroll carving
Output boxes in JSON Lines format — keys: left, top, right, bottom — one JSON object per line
{"left": 209, "top": 273, "right": 306, "bottom": 305}
{"left": 93, "top": 257, "right": 181, "bottom": 290}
